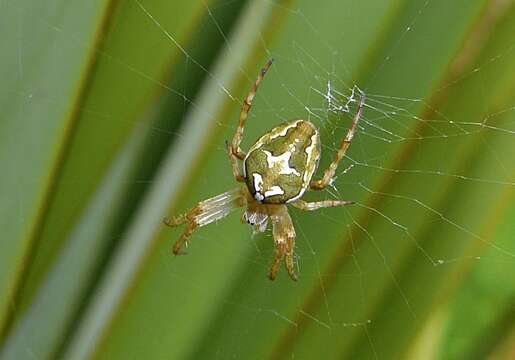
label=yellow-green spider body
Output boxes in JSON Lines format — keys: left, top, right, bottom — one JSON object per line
{"left": 244, "top": 120, "right": 320, "bottom": 204}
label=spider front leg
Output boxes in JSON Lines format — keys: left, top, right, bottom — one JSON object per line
{"left": 228, "top": 59, "right": 274, "bottom": 181}
{"left": 226, "top": 140, "right": 245, "bottom": 182}
{"left": 311, "top": 89, "right": 365, "bottom": 191}
{"left": 164, "top": 188, "right": 245, "bottom": 254}
{"left": 269, "top": 205, "right": 297, "bottom": 281}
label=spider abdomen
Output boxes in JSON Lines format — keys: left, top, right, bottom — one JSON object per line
{"left": 243, "top": 120, "right": 321, "bottom": 204}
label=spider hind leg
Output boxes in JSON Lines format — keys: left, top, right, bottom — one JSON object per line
{"left": 164, "top": 188, "right": 245, "bottom": 254}
{"left": 269, "top": 205, "right": 297, "bottom": 281}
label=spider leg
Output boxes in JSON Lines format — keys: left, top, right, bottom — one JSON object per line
{"left": 291, "top": 199, "right": 354, "bottom": 211}
{"left": 228, "top": 59, "right": 274, "bottom": 181}
{"left": 311, "top": 88, "right": 365, "bottom": 191}
{"left": 164, "top": 188, "right": 245, "bottom": 254}
{"left": 226, "top": 140, "right": 245, "bottom": 182}
{"left": 269, "top": 205, "right": 297, "bottom": 281}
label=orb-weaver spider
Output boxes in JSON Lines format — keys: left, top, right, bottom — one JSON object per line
{"left": 164, "top": 59, "right": 365, "bottom": 281}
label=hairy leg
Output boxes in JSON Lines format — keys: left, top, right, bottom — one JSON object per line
{"left": 164, "top": 188, "right": 245, "bottom": 254}
{"left": 226, "top": 141, "right": 245, "bottom": 182}
{"left": 228, "top": 59, "right": 274, "bottom": 181}
{"left": 269, "top": 205, "right": 297, "bottom": 281}
{"left": 291, "top": 199, "right": 354, "bottom": 211}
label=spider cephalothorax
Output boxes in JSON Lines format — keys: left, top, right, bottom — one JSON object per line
{"left": 164, "top": 59, "right": 365, "bottom": 281}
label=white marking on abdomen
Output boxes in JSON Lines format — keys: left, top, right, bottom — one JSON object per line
{"left": 252, "top": 173, "right": 265, "bottom": 201}
{"left": 253, "top": 173, "right": 263, "bottom": 191}
{"left": 264, "top": 185, "right": 284, "bottom": 198}
{"left": 263, "top": 150, "right": 301, "bottom": 176}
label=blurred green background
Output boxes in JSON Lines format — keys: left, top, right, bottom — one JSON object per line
{"left": 1, "top": 0, "right": 515, "bottom": 359}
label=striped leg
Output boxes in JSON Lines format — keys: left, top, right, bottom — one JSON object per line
{"left": 269, "top": 205, "right": 297, "bottom": 281}
{"left": 291, "top": 199, "right": 354, "bottom": 211}
{"left": 228, "top": 59, "right": 274, "bottom": 181}
{"left": 311, "top": 88, "right": 365, "bottom": 190}
{"left": 164, "top": 188, "right": 245, "bottom": 254}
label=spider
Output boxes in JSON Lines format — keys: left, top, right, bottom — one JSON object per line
{"left": 164, "top": 59, "right": 365, "bottom": 281}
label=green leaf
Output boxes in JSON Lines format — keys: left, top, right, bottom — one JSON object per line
{"left": 15, "top": 0, "right": 208, "bottom": 315}
{"left": 2, "top": 0, "right": 515, "bottom": 359}
{"left": 0, "top": 0, "right": 112, "bottom": 335}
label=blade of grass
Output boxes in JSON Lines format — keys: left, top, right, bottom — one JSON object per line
{"left": 15, "top": 0, "right": 208, "bottom": 317}
{"left": 340, "top": 6, "right": 515, "bottom": 357}
{"left": 440, "top": 196, "right": 515, "bottom": 359}
{"left": 0, "top": 122, "right": 148, "bottom": 360}
{"left": 0, "top": 0, "right": 114, "bottom": 338}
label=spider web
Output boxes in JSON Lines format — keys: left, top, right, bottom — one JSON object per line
{"left": 2, "top": 0, "right": 515, "bottom": 359}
